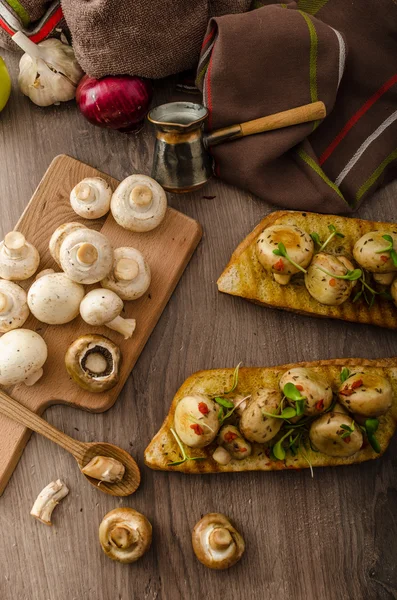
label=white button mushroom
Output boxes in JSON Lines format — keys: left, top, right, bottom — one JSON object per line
{"left": 279, "top": 367, "right": 333, "bottom": 416}
{"left": 111, "top": 174, "right": 167, "bottom": 232}
{"left": 309, "top": 412, "right": 363, "bottom": 457}
{"left": 99, "top": 508, "right": 152, "bottom": 564}
{"left": 0, "top": 329, "right": 48, "bottom": 386}
{"left": 70, "top": 177, "right": 112, "bottom": 219}
{"left": 27, "top": 269, "right": 85, "bottom": 325}
{"left": 101, "top": 247, "right": 151, "bottom": 301}
{"left": 30, "top": 479, "right": 69, "bottom": 526}
{"left": 353, "top": 231, "right": 397, "bottom": 284}
{"left": 49, "top": 222, "right": 87, "bottom": 267}
{"left": 0, "top": 231, "right": 40, "bottom": 281}
{"left": 256, "top": 225, "right": 314, "bottom": 284}
{"left": 305, "top": 253, "right": 357, "bottom": 305}
{"left": 80, "top": 289, "right": 136, "bottom": 339}
{"left": 338, "top": 372, "right": 393, "bottom": 417}
{"left": 59, "top": 229, "right": 113, "bottom": 284}
{"left": 174, "top": 394, "right": 220, "bottom": 449}
{"left": 192, "top": 513, "right": 245, "bottom": 570}
{"left": 239, "top": 388, "right": 283, "bottom": 443}
{"left": 0, "top": 280, "right": 29, "bottom": 333}
{"left": 218, "top": 425, "right": 252, "bottom": 460}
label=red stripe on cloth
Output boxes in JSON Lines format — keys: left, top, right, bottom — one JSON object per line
{"left": 0, "top": 18, "right": 14, "bottom": 36}
{"left": 201, "top": 27, "right": 215, "bottom": 50}
{"left": 319, "top": 74, "right": 397, "bottom": 166}
{"left": 30, "top": 6, "right": 63, "bottom": 43}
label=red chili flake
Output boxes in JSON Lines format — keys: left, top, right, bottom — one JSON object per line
{"left": 351, "top": 379, "right": 363, "bottom": 390}
{"left": 274, "top": 259, "right": 284, "bottom": 272}
{"left": 239, "top": 447, "right": 247, "bottom": 453}
{"left": 329, "top": 278, "right": 336, "bottom": 287}
{"left": 343, "top": 436, "right": 351, "bottom": 444}
{"left": 340, "top": 386, "right": 355, "bottom": 397}
{"left": 224, "top": 431, "right": 238, "bottom": 442}
{"left": 380, "top": 255, "right": 389, "bottom": 263}
{"left": 190, "top": 423, "right": 204, "bottom": 435}
{"left": 315, "top": 399, "right": 324, "bottom": 411}
{"left": 198, "top": 402, "right": 209, "bottom": 415}
{"left": 296, "top": 385, "right": 304, "bottom": 391}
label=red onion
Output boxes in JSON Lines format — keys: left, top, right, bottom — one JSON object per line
{"left": 76, "top": 75, "right": 153, "bottom": 133}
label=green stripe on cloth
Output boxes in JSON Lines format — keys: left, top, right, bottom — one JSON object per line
{"left": 355, "top": 147, "right": 397, "bottom": 203}
{"left": 297, "top": 0, "right": 330, "bottom": 15}
{"left": 296, "top": 146, "right": 349, "bottom": 204}
{"left": 299, "top": 10, "right": 320, "bottom": 130}
{"left": 4, "top": 0, "right": 30, "bottom": 26}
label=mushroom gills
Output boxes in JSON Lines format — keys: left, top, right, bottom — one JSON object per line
{"left": 65, "top": 335, "right": 121, "bottom": 393}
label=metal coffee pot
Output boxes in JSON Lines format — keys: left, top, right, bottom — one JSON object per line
{"left": 148, "top": 100, "right": 325, "bottom": 193}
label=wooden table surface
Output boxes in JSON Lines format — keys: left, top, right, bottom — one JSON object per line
{"left": 0, "top": 49, "right": 396, "bottom": 600}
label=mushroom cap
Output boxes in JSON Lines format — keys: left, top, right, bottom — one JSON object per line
{"left": 80, "top": 289, "right": 123, "bottom": 326}
{"left": 309, "top": 412, "right": 363, "bottom": 457}
{"left": 59, "top": 229, "right": 113, "bottom": 284}
{"left": 0, "top": 232, "right": 40, "bottom": 281}
{"left": 111, "top": 174, "right": 167, "bottom": 232}
{"left": 101, "top": 246, "right": 151, "bottom": 301}
{"left": 70, "top": 177, "right": 112, "bottom": 219}
{"left": 65, "top": 334, "right": 121, "bottom": 393}
{"left": 256, "top": 225, "right": 314, "bottom": 276}
{"left": 392, "top": 278, "right": 397, "bottom": 306}
{"left": 338, "top": 371, "right": 393, "bottom": 417}
{"left": 192, "top": 513, "right": 245, "bottom": 570}
{"left": 353, "top": 231, "right": 397, "bottom": 273}
{"left": 49, "top": 222, "right": 87, "bottom": 266}
{"left": 239, "top": 388, "right": 283, "bottom": 443}
{"left": 305, "top": 253, "right": 356, "bottom": 306}
{"left": 218, "top": 424, "right": 252, "bottom": 460}
{"left": 28, "top": 272, "right": 84, "bottom": 325}
{"left": 174, "top": 394, "right": 220, "bottom": 448}
{"left": 99, "top": 507, "right": 152, "bottom": 564}
{"left": 0, "top": 280, "right": 29, "bottom": 333}
{"left": 279, "top": 367, "right": 333, "bottom": 416}
{"left": 0, "top": 329, "right": 47, "bottom": 386}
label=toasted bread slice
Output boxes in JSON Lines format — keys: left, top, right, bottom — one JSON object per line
{"left": 144, "top": 358, "right": 397, "bottom": 474}
{"left": 217, "top": 210, "right": 397, "bottom": 329}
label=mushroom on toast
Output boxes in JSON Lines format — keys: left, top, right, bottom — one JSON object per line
{"left": 353, "top": 231, "right": 397, "bottom": 285}
{"left": 338, "top": 372, "right": 392, "bottom": 417}
{"left": 305, "top": 253, "right": 358, "bottom": 306}
{"left": 174, "top": 394, "right": 220, "bottom": 449}
{"left": 279, "top": 367, "right": 333, "bottom": 416}
{"left": 309, "top": 412, "right": 363, "bottom": 457}
{"left": 239, "top": 388, "right": 283, "bottom": 443}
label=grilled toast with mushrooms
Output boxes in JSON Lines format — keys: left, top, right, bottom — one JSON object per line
{"left": 217, "top": 211, "right": 397, "bottom": 329}
{"left": 144, "top": 358, "right": 397, "bottom": 474}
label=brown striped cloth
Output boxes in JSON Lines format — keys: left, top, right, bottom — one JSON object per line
{"left": 196, "top": 0, "right": 397, "bottom": 213}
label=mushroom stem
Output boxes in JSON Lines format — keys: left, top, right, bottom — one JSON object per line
{"left": 110, "top": 525, "right": 139, "bottom": 548}
{"left": 129, "top": 185, "right": 153, "bottom": 208}
{"left": 24, "top": 367, "right": 44, "bottom": 386}
{"left": 75, "top": 182, "right": 95, "bottom": 203}
{"left": 114, "top": 258, "right": 139, "bottom": 282}
{"left": 85, "top": 352, "right": 108, "bottom": 374}
{"left": 274, "top": 273, "right": 292, "bottom": 285}
{"left": 30, "top": 479, "right": 69, "bottom": 526}
{"left": 106, "top": 316, "right": 136, "bottom": 339}
{"left": 0, "top": 292, "right": 12, "bottom": 314}
{"left": 76, "top": 243, "right": 99, "bottom": 266}
{"left": 4, "top": 232, "right": 26, "bottom": 259}
{"left": 209, "top": 527, "right": 233, "bottom": 550}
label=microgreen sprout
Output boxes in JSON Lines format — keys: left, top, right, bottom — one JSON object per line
{"left": 340, "top": 367, "right": 350, "bottom": 383}
{"left": 283, "top": 382, "right": 306, "bottom": 416}
{"left": 224, "top": 363, "right": 241, "bottom": 394}
{"left": 316, "top": 266, "right": 362, "bottom": 281}
{"left": 364, "top": 418, "right": 381, "bottom": 453}
{"left": 311, "top": 224, "right": 345, "bottom": 253}
{"left": 168, "top": 428, "right": 206, "bottom": 466}
{"left": 272, "top": 429, "right": 293, "bottom": 461}
{"left": 213, "top": 364, "right": 247, "bottom": 425}
{"left": 338, "top": 422, "right": 355, "bottom": 439}
{"left": 273, "top": 242, "right": 308, "bottom": 274}
{"left": 262, "top": 406, "right": 297, "bottom": 420}
{"left": 374, "top": 235, "right": 397, "bottom": 267}
{"left": 352, "top": 271, "right": 393, "bottom": 306}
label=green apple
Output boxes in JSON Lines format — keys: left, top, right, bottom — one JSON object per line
{"left": 0, "top": 56, "right": 11, "bottom": 112}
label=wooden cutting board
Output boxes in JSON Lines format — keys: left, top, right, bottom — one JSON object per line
{"left": 0, "top": 154, "right": 202, "bottom": 496}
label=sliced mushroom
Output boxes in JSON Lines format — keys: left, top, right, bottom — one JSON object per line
{"left": 309, "top": 412, "right": 363, "bottom": 457}
{"left": 218, "top": 425, "right": 252, "bottom": 460}
{"left": 111, "top": 174, "right": 167, "bottom": 232}
{"left": 192, "top": 513, "right": 245, "bottom": 570}
{"left": 70, "top": 177, "right": 112, "bottom": 219}
{"left": 101, "top": 247, "right": 151, "bottom": 301}
{"left": 212, "top": 446, "right": 232, "bottom": 465}
{"left": 239, "top": 388, "right": 283, "bottom": 443}
{"left": 174, "top": 394, "right": 220, "bottom": 448}
{"left": 59, "top": 229, "right": 114, "bottom": 284}
{"left": 353, "top": 231, "right": 397, "bottom": 281}
{"left": 0, "top": 280, "right": 29, "bottom": 332}
{"left": 27, "top": 269, "right": 84, "bottom": 325}
{"left": 305, "top": 253, "right": 357, "bottom": 305}
{"left": 65, "top": 334, "right": 121, "bottom": 392}
{"left": 99, "top": 508, "right": 152, "bottom": 563}
{"left": 49, "top": 222, "right": 87, "bottom": 266}
{"left": 0, "top": 329, "right": 48, "bottom": 386}
{"left": 279, "top": 367, "right": 333, "bottom": 416}
{"left": 338, "top": 371, "right": 392, "bottom": 417}
{"left": 256, "top": 225, "right": 314, "bottom": 284}
{"left": 30, "top": 479, "right": 69, "bottom": 526}
{"left": 82, "top": 456, "right": 125, "bottom": 483}
{"left": 0, "top": 231, "right": 40, "bottom": 281}
{"left": 80, "top": 289, "right": 136, "bottom": 339}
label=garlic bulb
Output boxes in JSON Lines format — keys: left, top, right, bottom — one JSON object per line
{"left": 13, "top": 32, "right": 83, "bottom": 107}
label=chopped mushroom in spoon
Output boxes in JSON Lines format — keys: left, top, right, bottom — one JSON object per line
{"left": 59, "top": 228, "right": 114, "bottom": 284}
{"left": 28, "top": 269, "right": 84, "bottom": 324}
{"left": 338, "top": 371, "right": 392, "bottom": 417}
{"left": 101, "top": 247, "right": 151, "bottom": 301}
{"left": 309, "top": 412, "right": 363, "bottom": 457}
{"left": 0, "top": 279, "right": 29, "bottom": 332}
{"left": 82, "top": 456, "right": 125, "bottom": 483}
{"left": 174, "top": 394, "right": 220, "bottom": 448}
{"left": 256, "top": 225, "right": 314, "bottom": 284}
{"left": 192, "top": 513, "right": 245, "bottom": 570}
{"left": 305, "top": 253, "right": 357, "bottom": 306}
{"left": 0, "top": 329, "right": 48, "bottom": 386}
{"left": 99, "top": 507, "right": 152, "bottom": 563}
{"left": 70, "top": 177, "right": 112, "bottom": 219}
{"left": 353, "top": 231, "right": 397, "bottom": 285}
{"left": 0, "top": 231, "right": 40, "bottom": 281}
{"left": 80, "top": 289, "right": 136, "bottom": 339}
{"left": 111, "top": 174, "right": 167, "bottom": 232}
{"left": 279, "top": 367, "right": 333, "bottom": 416}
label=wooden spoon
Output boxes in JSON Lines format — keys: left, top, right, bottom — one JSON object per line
{"left": 0, "top": 389, "right": 140, "bottom": 497}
